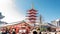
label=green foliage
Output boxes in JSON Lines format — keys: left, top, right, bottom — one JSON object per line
{"left": 40, "top": 27, "right": 47, "bottom": 32}
{"left": 37, "top": 28, "right": 40, "bottom": 31}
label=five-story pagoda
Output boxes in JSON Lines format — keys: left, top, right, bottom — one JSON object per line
{"left": 27, "top": 4, "right": 38, "bottom": 24}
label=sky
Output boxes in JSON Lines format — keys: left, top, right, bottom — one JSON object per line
{"left": 0, "top": 0, "right": 60, "bottom": 23}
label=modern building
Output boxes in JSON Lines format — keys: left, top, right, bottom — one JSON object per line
{"left": 51, "top": 19, "right": 60, "bottom": 27}
{"left": 51, "top": 19, "right": 60, "bottom": 31}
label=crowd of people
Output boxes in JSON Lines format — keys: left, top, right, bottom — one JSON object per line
{"left": 0, "top": 27, "right": 29, "bottom": 34}
{"left": 0, "top": 28, "right": 16, "bottom": 34}
{"left": 0, "top": 27, "right": 42, "bottom": 34}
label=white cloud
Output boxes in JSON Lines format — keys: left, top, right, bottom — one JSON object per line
{"left": 0, "top": 0, "right": 25, "bottom": 23}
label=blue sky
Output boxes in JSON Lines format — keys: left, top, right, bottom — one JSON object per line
{"left": 15, "top": 0, "right": 60, "bottom": 23}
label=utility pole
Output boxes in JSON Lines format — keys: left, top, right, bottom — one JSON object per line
{"left": 39, "top": 14, "right": 42, "bottom": 31}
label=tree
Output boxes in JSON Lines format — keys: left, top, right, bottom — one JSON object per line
{"left": 40, "top": 27, "right": 47, "bottom": 32}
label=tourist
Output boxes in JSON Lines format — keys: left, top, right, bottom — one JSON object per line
{"left": 33, "top": 31, "right": 37, "bottom": 34}
{"left": 39, "top": 32, "right": 41, "bottom": 34}
{"left": 12, "top": 28, "right": 16, "bottom": 34}
{"left": 19, "top": 30, "right": 22, "bottom": 34}
{"left": 6, "top": 29, "right": 10, "bottom": 34}
{"left": 5, "top": 28, "right": 10, "bottom": 34}
{"left": 2, "top": 30, "right": 6, "bottom": 34}
{"left": 0, "top": 30, "right": 2, "bottom": 34}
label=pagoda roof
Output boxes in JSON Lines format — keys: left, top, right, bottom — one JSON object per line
{"left": 27, "top": 13, "right": 37, "bottom": 14}
{"left": 28, "top": 18, "right": 36, "bottom": 20}
{"left": 29, "top": 9, "right": 37, "bottom": 11}
{"left": 27, "top": 15, "right": 37, "bottom": 17}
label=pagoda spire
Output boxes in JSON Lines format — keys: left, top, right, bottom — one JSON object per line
{"left": 31, "top": 2, "right": 34, "bottom": 9}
